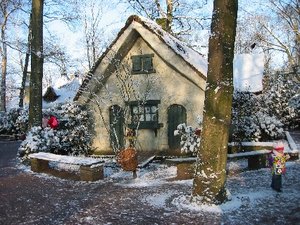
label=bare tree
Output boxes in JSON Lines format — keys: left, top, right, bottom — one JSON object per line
{"left": 124, "top": 0, "right": 211, "bottom": 36}
{"left": 0, "top": 0, "right": 22, "bottom": 112}
{"left": 263, "top": 0, "right": 299, "bottom": 69}
{"left": 19, "top": 14, "right": 32, "bottom": 108}
{"left": 192, "top": 0, "right": 238, "bottom": 204}
{"left": 238, "top": 0, "right": 299, "bottom": 70}
{"left": 82, "top": 0, "right": 105, "bottom": 70}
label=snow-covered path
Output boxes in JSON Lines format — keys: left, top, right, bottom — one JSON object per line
{"left": 0, "top": 141, "right": 299, "bottom": 225}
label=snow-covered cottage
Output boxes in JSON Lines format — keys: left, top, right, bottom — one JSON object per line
{"left": 42, "top": 77, "right": 81, "bottom": 108}
{"left": 74, "top": 15, "right": 207, "bottom": 155}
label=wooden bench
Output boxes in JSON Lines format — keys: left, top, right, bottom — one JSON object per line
{"left": 165, "top": 157, "right": 196, "bottom": 180}
{"left": 227, "top": 149, "right": 271, "bottom": 170}
{"left": 29, "top": 152, "right": 104, "bottom": 181}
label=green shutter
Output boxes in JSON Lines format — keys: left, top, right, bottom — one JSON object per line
{"left": 143, "top": 56, "right": 153, "bottom": 72}
{"left": 168, "top": 105, "right": 187, "bottom": 150}
{"left": 109, "top": 105, "right": 124, "bottom": 150}
{"left": 132, "top": 56, "right": 141, "bottom": 72}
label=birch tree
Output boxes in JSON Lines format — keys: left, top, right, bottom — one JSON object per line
{"left": 192, "top": 0, "right": 238, "bottom": 204}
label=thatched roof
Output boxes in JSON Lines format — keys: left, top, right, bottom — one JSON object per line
{"left": 74, "top": 15, "right": 207, "bottom": 101}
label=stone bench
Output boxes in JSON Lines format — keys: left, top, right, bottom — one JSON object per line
{"left": 29, "top": 152, "right": 104, "bottom": 181}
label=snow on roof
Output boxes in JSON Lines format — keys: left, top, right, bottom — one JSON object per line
{"left": 43, "top": 78, "right": 81, "bottom": 108}
{"left": 134, "top": 15, "right": 208, "bottom": 76}
{"left": 74, "top": 15, "right": 208, "bottom": 100}
{"left": 233, "top": 54, "right": 264, "bottom": 92}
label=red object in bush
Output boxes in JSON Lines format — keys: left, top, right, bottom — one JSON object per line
{"left": 48, "top": 116, "right": 59, "bottom": 129}
{"left": 195, "top": 128, "right": 201, "bottom": 136}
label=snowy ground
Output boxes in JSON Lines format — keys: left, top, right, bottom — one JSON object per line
{"left": 1, "top": 153, "right": 299, "bottom": 225}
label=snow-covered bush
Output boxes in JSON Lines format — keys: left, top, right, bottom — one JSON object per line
{"left": 18, "top": 127, "right": 60, "bottom": 161}
{"left": 18, "top": 102, "right": 92, "bottom": 161}
{"left": 289, "top": 94, "right": 300, "bottom": 125}
{"left": 0, "top": 108, "right": 28, "bottom": 135}
{"left": 231, "top": 90, "right": 285, "bottom": 142}
{"left": 174, "top": 123, "right": 201, "bottom": 155}
{"left": 231, "top": 92, "right": 260, "bottom": 141}
{"left": 53, "top": 102, "right": 92, "bottom": 155}
{"left": 262, "top": 72, "right": 299, "bottom": 128}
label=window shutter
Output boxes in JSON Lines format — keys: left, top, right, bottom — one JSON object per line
{"left": 143, "top": 56, "right": 153, "bottom": 72}
{"left": 132, "top": 56, "right": 141, "bottom": 72}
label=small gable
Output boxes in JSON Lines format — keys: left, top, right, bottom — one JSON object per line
{"left": 43, "top": 87, "right": 60, "bottom": 102}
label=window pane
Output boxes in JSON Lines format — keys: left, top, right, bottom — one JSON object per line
{"left": 133, "top": 106, "right": 138, "bottom": 114}
{"left": 151, "top": 106, "right": 157, "bottom": 112}
{"left": 145, "top": 106, "right": 151, "bottom": 113}
{"left": 145, "top": 114, "right": 151, "bottom": 121}
{"left": 139, "top": 106, "right": 144, "bottom": 113}
{"left": 139, "top": 114, "right": 144, "bottom": 121}
{"left": 152, "top": 114, "right": 157, "bottom": 121}
{"left": 133, "top": 115, "right": 139, "bottom": 123}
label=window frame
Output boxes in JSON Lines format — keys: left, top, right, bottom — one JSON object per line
{"left": 126, "top": 100, "right": 162, "bottom": 129}
{"left": 131, "top": 54, "right": 156, "bottom": 74}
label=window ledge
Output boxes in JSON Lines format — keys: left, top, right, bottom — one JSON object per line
{"left": 131, "top": 69, "right": 156, "bottom": 74}
{"left": 128, "top": 123, "right": 163, "bottom": 130}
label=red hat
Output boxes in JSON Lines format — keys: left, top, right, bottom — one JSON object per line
{"left": 274, "top": 141, "right": 284, "bottom": 151}
{"left": 274, "top": 146, "right": 284, "bottom": 151}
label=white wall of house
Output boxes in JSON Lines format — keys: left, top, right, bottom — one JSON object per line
{"left": 80, "top": 22, "right": 206, "bottom": 155}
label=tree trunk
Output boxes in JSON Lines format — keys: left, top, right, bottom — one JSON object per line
{"left": 0, "top": 36, "right": 7, "bottom": 112}
{"left": 192, "top": 0, "right": 238, "bottom": 204}
{"left": 29, "top": 0, "right": 44, "bottom": 127}
{"left": 166, "top": 0, "right": 173, "bottom": 33}
{"left": 0, "top": 3, "right": 8, "bottom": 112}
{"left": 19, "top": 14, "right": 32, "bottom": 108}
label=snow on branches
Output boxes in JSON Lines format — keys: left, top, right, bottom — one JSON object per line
{"left": 174, "top": 122, "right": 202, "bottom": 155}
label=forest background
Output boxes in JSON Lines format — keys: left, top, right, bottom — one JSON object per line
{"left": 1, "top": 0, "right": 299, "bottom": 111}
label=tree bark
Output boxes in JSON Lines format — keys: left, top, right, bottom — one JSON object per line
{"left": 0, "top": 2, "right": 8, "bottom": 112}
{"left": 29, "top": 0, "right": 44, "bottom": 127}
{"left": 192, "top": 0, "right": 238, "bottom": 204}
{"left": 19, "top": 14, "right": 32, "bottom": 108}
{"left": 0, "top": 31, "right": 7, "bottom": 112}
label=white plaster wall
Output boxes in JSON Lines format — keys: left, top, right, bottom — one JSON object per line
{"left": 85, "top": 33, "right": 205, "bottom": 154}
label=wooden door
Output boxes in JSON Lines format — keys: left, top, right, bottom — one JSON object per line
{"left": 168, "top": 104, "right": 186, "bottom": 150}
